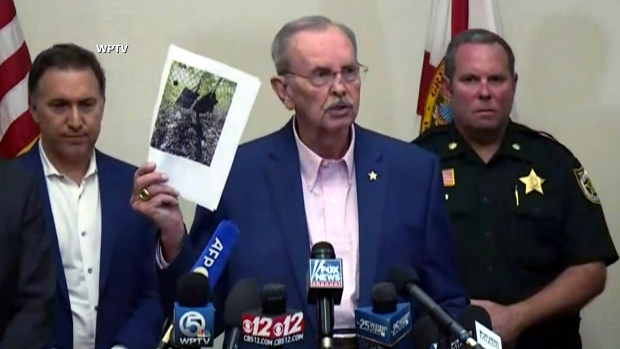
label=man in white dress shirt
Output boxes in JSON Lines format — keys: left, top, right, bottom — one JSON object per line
{"left": 18, "top": 43, "right": 163, "bottom": 349}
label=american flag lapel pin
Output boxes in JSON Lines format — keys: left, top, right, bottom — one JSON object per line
{"left": 442, "top": 168, "right": 455, "bottom": 187}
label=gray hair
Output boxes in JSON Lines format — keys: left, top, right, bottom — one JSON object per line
{"left": 444, "top": 28, "right": 515, "bottom": 80}
{"left": 271, "top": 15, "right": 358, "bottom": 74}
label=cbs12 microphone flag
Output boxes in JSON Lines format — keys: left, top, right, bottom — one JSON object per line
{"left": 241, "top": 310, "right": 305, "bottom": 346}
{"left": 416, "top": 0, "right": 507, "bottom": 135}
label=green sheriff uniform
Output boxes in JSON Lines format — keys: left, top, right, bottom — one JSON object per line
{"left": 412, "top": 121, "right": 618, "bottom": 348}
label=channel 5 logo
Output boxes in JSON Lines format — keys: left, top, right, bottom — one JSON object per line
{"left": 179, "top": 311, "right": 207, "bottom": 337}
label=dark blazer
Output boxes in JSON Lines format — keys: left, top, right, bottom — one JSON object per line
{"left": 0, "top": 158, "right": 55, "bottom": 349}
{"left": 19, "top": 145, "right": 164, "bottom": 349}
{"left": 159, "top": 120, "right": 468, "bottom": 348}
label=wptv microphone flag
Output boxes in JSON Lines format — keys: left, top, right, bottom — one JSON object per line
{"left": 0, "top": 0, "right": 39, "bottom": 159}
{"left": 416, "top": 0, "right": 509, "bottom": 135}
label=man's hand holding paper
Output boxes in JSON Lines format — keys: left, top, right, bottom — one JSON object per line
{"left": 130, "top": 161, "right": 185, "bottom": 261}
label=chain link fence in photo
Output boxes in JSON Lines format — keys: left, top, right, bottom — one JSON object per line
{"left": 150, "top": 60, "right": 237, "bottom": 166}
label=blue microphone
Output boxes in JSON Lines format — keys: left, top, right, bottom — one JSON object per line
{"left": 157, "top": 220, "right": 239, "bottom": 349}
{"left": 355, "top": 282, "right": 412, "bottom": 348}
{"left": 306, "top": 242, "right": 343, "bottom": 349}
{"left": 191, "top": 220, "right": 240, "bottom": 290}
{"left": 173, "top": 273, "right": 215, "bottom": 348}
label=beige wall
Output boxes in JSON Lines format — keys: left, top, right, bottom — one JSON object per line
{"left": 16, "top": 0, "right": 619, "bottom": 347}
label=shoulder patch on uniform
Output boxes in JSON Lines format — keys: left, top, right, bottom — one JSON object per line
{"left": 573, "top": 166, "right": 600, "bottom": 204}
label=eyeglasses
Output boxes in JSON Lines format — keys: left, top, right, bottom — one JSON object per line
{"left": 281, "top": 63, "right": 369, "bottom": 87}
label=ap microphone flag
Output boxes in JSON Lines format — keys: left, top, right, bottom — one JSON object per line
{"left": 191, "top": 220, "right": 239, "bottom": 289}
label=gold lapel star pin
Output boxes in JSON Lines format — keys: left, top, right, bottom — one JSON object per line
{"left": 368, "top": 171, "right": 378, "bottom": 181}
{"left": 448, "top": 142, "right": 458, "bottom": 150}
{"left": 519, "top": 168, "right": 545, "bottom": 194}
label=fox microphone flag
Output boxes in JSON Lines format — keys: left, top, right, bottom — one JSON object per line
{"left": 191, "top": 220, "right": 239, "bottom": 289}
{"left": 306, "top": 242, "right": 343, "bottom": 349}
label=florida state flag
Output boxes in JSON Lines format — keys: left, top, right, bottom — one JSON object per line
{"left": 416, "top": 0, "right": 504, "bottom": 135}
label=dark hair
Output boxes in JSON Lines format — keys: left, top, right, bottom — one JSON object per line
{"left": 444, "top": 28, "right": 515, "bottom": 80}
{"left": 28, "top": 43, "right": 106, "bottom": 99}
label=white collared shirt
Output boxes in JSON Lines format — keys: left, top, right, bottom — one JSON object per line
{"left": 292, "top": 119, "right": 360, "bottom": 333}
{"left": 39, "top": 141, "right": 102, "bottom": 349}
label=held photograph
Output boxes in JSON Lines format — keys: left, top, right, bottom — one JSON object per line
{"left": 147, "top": 45, "right": 261, "bottom": 211}
{"left": 150, "top": 61, "right": 237, "bottom": 167}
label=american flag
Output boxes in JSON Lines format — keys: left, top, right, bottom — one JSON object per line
{"left": 0, "top": 0, "right": 39, "bottom": 159}
{"left": 442, "top": 168, "right": 455, "bottom": 187}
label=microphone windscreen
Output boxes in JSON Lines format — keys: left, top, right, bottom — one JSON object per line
{"left": 311, "top": 241, "right": 336, "bottom": 258}
{"left": 223, "top": 278, "right": 261, "bottom": 327}
{"left": 387, "top": 266, "right": 420, "bottom": 294}
{"left": 261, "top": 283, "right": 286, "bottom": 301}
{"left": 177, "top": 273, "right": 210, "bottom": 306}
{"left": 458, "top": 305, "right": 493, "bottom": 330}
{"left": 413, "top": 315, "right": 440, "bottom": 349}
{"left": 371, "top": 282, "right": 397, "bottom": 314}
{"left": 261, "top": 283, "right": 287, "bottom": 315}
{"left": 371, "top": 282, "right": 397, "bottom": 302}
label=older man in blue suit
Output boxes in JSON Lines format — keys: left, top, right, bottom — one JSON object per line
{"left": 19, "top": 44, "right": 163, "bottom": 349}
{"left": 132, "top": 16, "right": 467, "bottom": 348}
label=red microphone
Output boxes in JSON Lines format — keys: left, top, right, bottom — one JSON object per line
{"left": 241, "top": 283, "right": 305, "bottom": 347}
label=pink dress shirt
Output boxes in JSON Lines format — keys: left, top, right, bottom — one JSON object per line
{"left": 292, "top": 120, "right": 359, "bottom": 332}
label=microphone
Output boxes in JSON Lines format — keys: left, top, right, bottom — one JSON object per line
{"left": 413, "top": 316, "right": 442, "bottom": 349}
{"left": 191, "top": 220, "right": 240, "bottom": 290}
{"left": 355, "top": 282, "right": 412, "bottom": 348}
{"left": 172, "top": 273, "right": 215, "bottom": 348}
{"left": 157, "top": 220, "right": 239, "bottom": 349}
{"left": 447, "top": 306, "right": 501, "bottom": 349}
{"left": 222, "top": 278, "right": 262, "bottom": 349}
{"left": 242, "top": 283, "right": 305, "bottom": 348}
{"left": 306, "top": 242, "right": 343, "bottom": 349}
{"left": 387, "top": 266, "right": 483, "bottom": 349}
{"left": 413, "top": 306, "right": 500, "bottom": 349}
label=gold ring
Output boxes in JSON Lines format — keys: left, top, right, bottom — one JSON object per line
{"left": 138, "top": 187, "right": 151, "bottom": 201}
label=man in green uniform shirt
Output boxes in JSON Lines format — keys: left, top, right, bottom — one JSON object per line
{"left": 413, "top": 28, "right": 618, "bottom": 349}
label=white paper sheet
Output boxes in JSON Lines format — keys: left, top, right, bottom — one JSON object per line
{"left": 147, "top": 44, "right": 261, "bottom": 211}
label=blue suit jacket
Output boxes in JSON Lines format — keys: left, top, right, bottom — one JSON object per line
{"left": 160, "top": 120, "right": 467, "bottom": 348}
{"left": 19, "top": 144, "right": 164, "bottom": 349}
